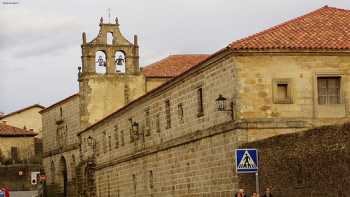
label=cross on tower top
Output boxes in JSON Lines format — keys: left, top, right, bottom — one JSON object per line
{"left": 107, "top": 8, "right": 111, "bottom": 23}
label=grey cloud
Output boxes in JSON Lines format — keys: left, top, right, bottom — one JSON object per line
{"left": 1, "top": 0, "right": 350, "bottom": 113}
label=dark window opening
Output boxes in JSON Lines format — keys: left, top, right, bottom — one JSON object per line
{"left": 165, "top": 100, "right": 171, "bottom": 129}
{"left": 145, "top": 109, "right": 151, "bottom": 136}
{"left": 178, "top": 103, "right": 184, "bottom": 123}
{"left": 197, "top": 88, "right": 204, "bottom": 117}
{"left": 114, "top": 126, "right": 119, "bottom": 149}
{"left": 156, "top": 114, "right": 160, "bottom": 133}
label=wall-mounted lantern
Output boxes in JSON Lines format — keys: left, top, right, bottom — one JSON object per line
{"left": 87, "top": 136, "right": 94, "bottom": 146}
{"left": 216, "top": 94, "right": 227, "bottom": 111}
{"left": 132, "top": 122, "right": 139, "bottom": 133}
{"left": 215, "top": 94, "right": 235, "bottom": 120}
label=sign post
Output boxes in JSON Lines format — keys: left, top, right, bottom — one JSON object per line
{"left": 255, "top": 172, "right": 259, "bottom": 195}
{"left": 235, "top": 149, "right": 259, "bottom": 193}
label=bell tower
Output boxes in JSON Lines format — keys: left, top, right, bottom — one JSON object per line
{"left": 79, "top": 17, "right": 146, "bottom": 129}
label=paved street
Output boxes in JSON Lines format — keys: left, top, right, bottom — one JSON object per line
{"left": 10, "top": 191, "right": 37, "bottom": 197}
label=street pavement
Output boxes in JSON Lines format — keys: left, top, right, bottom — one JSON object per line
{"left": 10, "top": 191, "right": 37, "bottom": 197}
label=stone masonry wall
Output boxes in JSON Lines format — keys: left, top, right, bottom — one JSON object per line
{"left": 80, "top": 51, "right": 237, "bottom": 196}
{"left": 0, "top": 137, "right": 35, "bottom": 162}
{"left": 79, "top": 51, "right": 350, "bottom": 196}
{"left": 235, "top": 53, "right": 350, "bottom": 124}
{"left": 80, "top": 51, "right": 235, "bottom": 164}
{"left": 42, "top": 96, "right": 80, "bottom": 197}
{"left": 239, "top": 123, "right": 350, "bottom": 197}
{"left": 0, "top": 164, "right": 42, "bottom": 191}
{"left": 95, "top": 126, "right": 246, "bottom": 197}
{"left": 42, "top": 96, "right": 80, "bottom": 154}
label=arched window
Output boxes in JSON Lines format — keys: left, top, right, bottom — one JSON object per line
{"left": 50, "top": 161, "right": 56, "bottom": 184}
{"left": 115, "top": 51, "right": 126, "bottom": 73}
{"left": 95, "top": 51, "right": 107, "bottom": 74}
{"left": 107, "top": 32, "right": 113, "bottom": 45}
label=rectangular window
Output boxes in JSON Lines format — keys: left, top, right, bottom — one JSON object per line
{"left": 96, "top": 141, "right": 100, "bottom": 156}
{"left": 11, "top": 147, "right": 18, "bottom": 162}
{"left": 273, "top": 79, "right": 292, "bottom": 104}
{"left": 114, "top": 126, "right": 119, "bottom": 149}
{"left": 149, "top": 170, "right": 154, "bottom": 189}
{"left": 145, "top": 108, "right": 151, "bottom": 136}
{"left": 178, "top": 103, "right": 184, "bottom": 123}
{"left": 197, "top": 88, "right": 204, "bottom": 117}
{"left": 155, "top": 114, "right": 160, "bottom": 133}
{"left": 120, "top": 130, "right": 125, "bottom": 146}
{"left": 318, "top": 77, "right": 341, "bottom": 104}
{"left": 165, "top": 100, "right": 171, "bottom": 129}
{"left": 103, "top": 131, "right": 107, "bottom": 153}
{"left": 108, "top": 135, "right": 112, "bottom": 151}
{"left": 129, "top": 118, "right": 134, "bottom": 143}
{"left": 277, "top": 84, "right": 288, "bottom": 100}
{"left": 132, "top": 174, "right": 137, "bottom": 195}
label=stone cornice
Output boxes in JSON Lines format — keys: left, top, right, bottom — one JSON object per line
{"left": 94, "top": 118, "right": 310, "bottom": 170}
{"left": 43, "top": 143, "right": 80, "bottom": 158}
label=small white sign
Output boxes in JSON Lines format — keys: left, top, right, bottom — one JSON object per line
{"left": 31, "top": 171, "right": 40, "bottom": 185}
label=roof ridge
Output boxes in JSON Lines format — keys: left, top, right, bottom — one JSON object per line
{"left": 324, "top": 5, "right": 350, "bottom": 12}
{"left": 39, "top": 93, "right": 79, "bottom": 114}
{"left": 0, "top": 104, "right": 45, "bottom": 120}
{"left": 229, "top": 6, "right": 339, "bottom": 49}
{"left": 169, "top": 54, "right": 209, "bottom": 56}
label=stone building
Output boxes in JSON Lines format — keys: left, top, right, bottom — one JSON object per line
{"left": 238, "top": 123, "right": 350, "bottom": 197}
{"left": 0, "top": 122, "right": 38, "bottom": 163}
{"left": 0, "top": 104, "right": 45, "bottom": 138}
{"left": 43, "top": 6, "right": 350, "bottom": 197}
{"left": 41, "top": 17, "right": 208, "bottom": 197}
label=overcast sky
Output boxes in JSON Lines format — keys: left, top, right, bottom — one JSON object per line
{"left": 0, "top": 0, "right": 349, "bottom": 113}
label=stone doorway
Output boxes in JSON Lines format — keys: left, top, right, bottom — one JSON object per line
{"left": 59, "top": 156, "right": 68, "bottom": 197}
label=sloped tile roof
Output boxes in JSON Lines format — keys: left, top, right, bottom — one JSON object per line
{"left": 229, "top": 6, "right": 350, "bottom": 50}
{"left": 143, "top": 54, "right": 209, "bottom": 77}
{"left": 0, "top": 123, "right": 37, "bottom": 137}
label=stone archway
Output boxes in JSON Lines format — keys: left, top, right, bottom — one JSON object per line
{"left": 80, "top": 162, "right": 96, "bottom": 197}
{"left": 58, "top": 156, "right": 68, "bottom": 197}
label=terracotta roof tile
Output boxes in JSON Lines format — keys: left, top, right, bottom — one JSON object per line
{"left": 0, "top": 123, "right": 37, "bottom": 137}
{"left": 143, "top": 54, "right": 210, "bottom": 77}
{"left": 229, "top": 6, "right": 350, "bottom": 50}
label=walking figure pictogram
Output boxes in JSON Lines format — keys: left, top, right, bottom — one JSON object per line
{"left": 236, "top": 149, "right": 258, "bottom": 173}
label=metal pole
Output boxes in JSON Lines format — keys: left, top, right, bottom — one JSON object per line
{"left": 255, "top": 172, "right": 260, "bottom": 195}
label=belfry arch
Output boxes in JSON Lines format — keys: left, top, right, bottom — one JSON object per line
{"left": 95, "top": 51, "right": 107, "bottom": 74}
{"left": 115, "top": 50, "right": 126, "bottom": 73}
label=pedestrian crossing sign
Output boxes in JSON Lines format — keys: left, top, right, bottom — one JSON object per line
{"left": 235, "top": 149, "right": 258, "bottom": 173}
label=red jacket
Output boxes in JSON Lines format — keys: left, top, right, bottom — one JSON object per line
{"left": 0, "top": 188, "right": 10, "bottom": 197}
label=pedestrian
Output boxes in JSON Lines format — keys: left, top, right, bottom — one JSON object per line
{"left": 262, "top": 187, "right": 273, "bottom": 197}
{"left": 251, "top": 192, "right": 258, "bottom": 197}
{"left": 235, "top": 188, "right": 247, "bottom": 197}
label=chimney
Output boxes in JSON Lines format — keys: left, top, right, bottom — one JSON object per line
{"left": 23, "top": 126, "right": 26, "bottom": 130}
{"left": 2, "top": 121, "right": 7, "bottom": 125}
